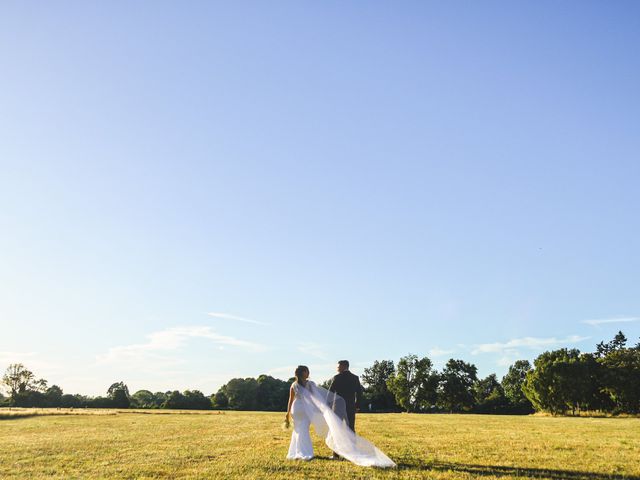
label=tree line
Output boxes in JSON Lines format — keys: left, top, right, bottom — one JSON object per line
{"left": 2, "top": 332, "right": 638, "bottom": 415}
{"left": 363, "top": 331, "right": 639, "bottom": 415}
{"left": 0, "top": 365, "right": 290, "bottom": 412}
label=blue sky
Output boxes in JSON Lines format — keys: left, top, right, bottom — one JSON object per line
{"left": 1, "top": 2, "right": 639, "bottom": 396}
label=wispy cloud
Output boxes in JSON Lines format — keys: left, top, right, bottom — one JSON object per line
{"left": 0, "top": 351, "right": 61, "bottom": 377}
{"left": 582, "top": 316, "right": 640, "bottom": 326}
{"left": 207, "top": 312, "right": 269, "bottom": 326}
{"left": 297, "top": 342, "right": 328, "bottom": 360}
{"left": 428, "top": 347, "right": 456, "bottom": 357}
{"left": 0, "top": 351, "right": 37, "bottom": 364}
{"left": 472, "top": 335, "right": 590, "bottom": 355}
{"left": 97, "top": 326, "right": 266, "bottom": 365}
{"left": 497, "top": 356, "right": 519, "bottom": 367}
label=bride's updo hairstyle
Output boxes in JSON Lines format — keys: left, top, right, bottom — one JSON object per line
{"left": 294, "top": 365, "right": 309, "bottom": 385}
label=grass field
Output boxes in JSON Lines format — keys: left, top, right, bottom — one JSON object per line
{"left": 1, "top": 408, "right": 638, "bottom": 479}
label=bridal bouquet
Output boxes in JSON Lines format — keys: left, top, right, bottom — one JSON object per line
{"left": 282, "top": 417, "right": 290, "bottom": 430}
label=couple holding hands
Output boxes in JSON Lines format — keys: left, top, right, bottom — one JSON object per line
{"left": 284, "top": 360, "right": 395, "bottom": 468}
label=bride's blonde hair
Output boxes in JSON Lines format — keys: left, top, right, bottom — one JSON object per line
{"left": 294, "top": 365, "right": 309, "bottom": 385}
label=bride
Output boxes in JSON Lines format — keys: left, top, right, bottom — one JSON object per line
{"left": 285, "top": 365, "right": 396, "bottom": 468}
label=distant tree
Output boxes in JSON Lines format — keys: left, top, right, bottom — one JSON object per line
{"left": 318, "top": 379, "right": 332, "bottom": 390}
{"left": 16, "top": 379, "right": 50, "bottom": 408}
{"left": 163, "top": 391, "right": 187, "bottom": 409}
{"left": 131, "top": 390, "right": 157, "bottom": 409}
{"left": 32, "top": 378, "right": 49, "bottom": 393}
{"left": 599, "top": 346, "right": 640, "bottom": 413}
{"left": 1, "top": 364, "right": 50, "bottom": 407}
{"left": 387, "top": 354, "right": 438, "bottom": 412}
{"left": 2, "top": 364, "right": 35, "bottom": 405}
{"left": 88, "top": 396, "right": 114, "bottom": 408}
{"left": 45, "top": 385, "right": 63, "bottom": 407}
{"left": 501, "top": 360, "right": 534, "bottom": 413}
{"left": 596, "top": 331, "right": 627, "bottom": 358}
{"left": 577, "top": 352, "right": 612, "bottom": 412}
{"left": 437, "top": 359, "right": 478, "bottom": 413}
{"left": 183, "top": 390, "right": 213, "bottom": 410}
{"left": 362, "top": 360, "right": 397, "bottom": 411}
{"left": 255, "top": 375, "right": 290, "bottom": 411}
{"left": 154, "top": 392, "right": 169, "bottom": 407}
{"left": 223, "top": 378, "right": 259, "bottom": 410}
{"left": 474, "top": 374, "right": 502, "bottom": 402}
{"left": 60, "top": 394, "right": 84, "bottom": 408}
{"left": 473, "top": 374, "right": 508, "bottom": 413}
{"left": 212, "top": 389, "right": 229, "bottom": 409}
{"left": 523, "top": 349, "right": 586, "bottom": 414}
{"left": 107, "top": 382, "right": 130, "bottom": 408}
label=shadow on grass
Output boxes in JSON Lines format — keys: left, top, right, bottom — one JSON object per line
{"left": 0, "top": 412, "right": 116, "bottom": 420}
{"left": 0, "top": 413, "right": 41, "bottom": 420}
{"left": 397, "top": 460, "right": 638, "bottom": 480}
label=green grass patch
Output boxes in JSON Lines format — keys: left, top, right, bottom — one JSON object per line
{"left": 1, "top": 409, "right": 638, "bottom": 479}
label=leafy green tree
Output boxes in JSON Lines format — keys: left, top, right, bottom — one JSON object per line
{"left": 2, "top": 364, "right": 35, "bottom": 405}
{"left": 501, "top": 360, "right": 534, "bottom": 413}
{"left": 318, "top": 379, "right": 332, "bottom": 390}
{"left": 577, "top": 352, "right": 612, "bottom": 412}
{"left": 596, "top": 331, "right": 627, "bottom": 358}
{"left": 131, "top": 390, "right": 157, "bottom": 408}
{"left": 387, "top": 354, "right": 438, "bottom": 412}
{"left": 256, "top": 375, "right": 290, "bottom": 411}
{"left": 502, "top": 360, "right": 531, "bottom": 404}
{"left": 599, "top": 347, "right": 640, "bottom": 413}
{"left": 362, "top": 360, "right": 397, "bottom": 411}
{"left": 523, "top": 349, "right": 587, "bottom": 414}
{"left": 88, "top": 396, "right": 114, "bottom": 408}
{"left": 154, "top": 392, "right": 168, "bottom": 407}
{"left": 473, "top": 374, "right": 508, "bottom": 413}
{"left": 163, "top": 391, "right": 187, "bottom": 409}
{"left": 183, "top": 390, "right": 213, "bottom": 410}
{"left": 44, "top": 385, "right": 63, "bottom": 407}
{"left": 1, "top": 364, "right": 50, "bottom": 406}
{"left": 222, "top": 378, "right": 259, "bottom": 410}
{"left": 437, "top": 359, "right": 478, "bottom": 413}
{"left": 60, "top": 394, "right": 84, "bottom": 408}
{"left": 212, "top": 389, "right": 229, "bottom": 409}
{"left": 107, "top": 382, "right": 130, "bottom": 408}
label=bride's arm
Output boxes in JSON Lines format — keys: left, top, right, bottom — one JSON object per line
{"left": 285, "top": 385, "right": 295, "bottom": 421}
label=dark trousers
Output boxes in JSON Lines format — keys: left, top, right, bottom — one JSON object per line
{"left": 333, "top": 406, "right": 357, "bottom": 458}
{"left": 346, "top": 406, "right": 356, "bottom": 432}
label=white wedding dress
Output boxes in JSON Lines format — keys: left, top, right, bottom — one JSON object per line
{"left": 286, "top": 380, "right": 396, "bottom": 468}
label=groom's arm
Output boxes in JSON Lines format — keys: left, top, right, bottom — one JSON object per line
{"left": 328, "top": 375, "right": 337, "bottom": 393}
{"left": 355, "top": 376, "right": 363, "bottom": 410}
{"left": 327, "top": 375, "right": 338, "bottom": 407}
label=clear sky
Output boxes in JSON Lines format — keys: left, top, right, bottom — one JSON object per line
{"left": 1, "top": 2, "right": 639, "bottom": 396}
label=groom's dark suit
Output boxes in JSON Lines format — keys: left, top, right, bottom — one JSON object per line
{"left": 329, "top": 370, "right": 363, "bottom": 432}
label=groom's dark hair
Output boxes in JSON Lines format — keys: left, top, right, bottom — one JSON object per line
{"left": 338, "top": 360, "right": 349, "bottom": 369}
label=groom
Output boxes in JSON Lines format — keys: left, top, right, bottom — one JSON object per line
{"left": 328, "top": 360, "right": 363, "bottom": 433}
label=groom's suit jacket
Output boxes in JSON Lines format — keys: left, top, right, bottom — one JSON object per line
{"left": 329, "top": 370, "right": 363, "bottom": 408}
{"left": 329, "top": 371, "right": 364, "bottom": 431}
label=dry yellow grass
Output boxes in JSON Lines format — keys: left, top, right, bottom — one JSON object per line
{"left": 0, "top": 408, "right": 638, "bottom": 479}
